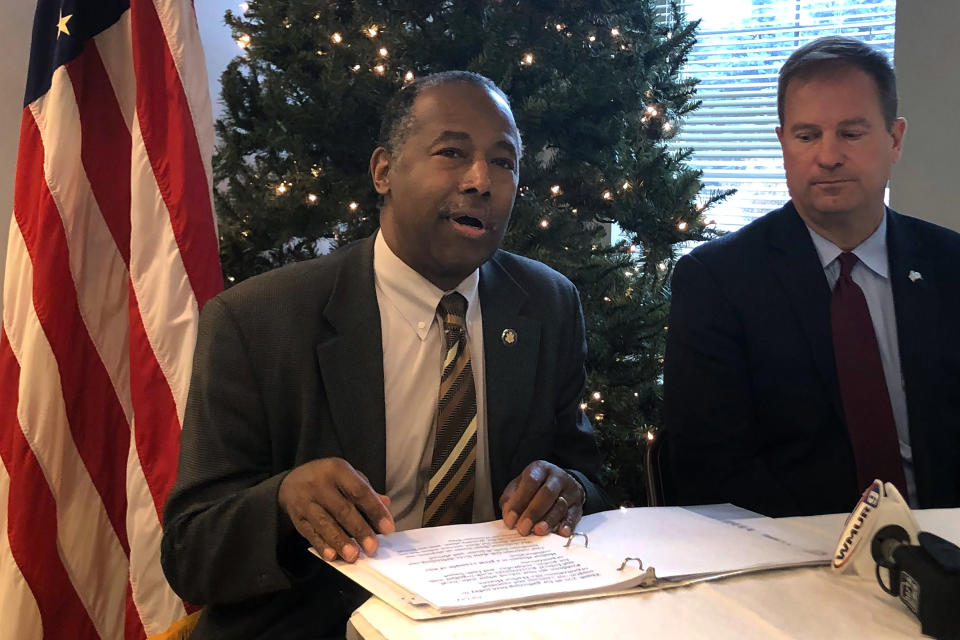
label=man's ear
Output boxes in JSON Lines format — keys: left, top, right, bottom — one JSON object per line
{"left": 370, "top": 147, "right": 391, "bottom": 196}
{"left": 890, "top": 117, "right": 907, "bottom": 162}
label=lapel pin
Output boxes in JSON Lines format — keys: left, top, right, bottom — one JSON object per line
{"left": 501, "top": 329, "right": 518, "bottom": 346}
{"left": 908, "top": 270, "right": 922, "bottom": 283}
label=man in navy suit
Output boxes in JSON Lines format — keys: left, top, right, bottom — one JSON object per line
{"left": 162, "top": 72, "right": 608, "bottom": 638}
{"left": 664, "top": 37, "right": 960, "bottom": 517}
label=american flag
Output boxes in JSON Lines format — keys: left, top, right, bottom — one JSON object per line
{"left": 0, "top": 1, "right": 221, "bottom": 637}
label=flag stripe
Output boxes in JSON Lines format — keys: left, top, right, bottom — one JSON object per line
{"left": 125, "top": 425, "right": 186, "bottom": 634}
{"left": 9, "top": 119, "right": 131, "bottom": 640}
{"left": 125, "top": 580, "right": 147, "bottom": 640}
{"left": 67, "top": 42, "right": 133, "bottom": 266}
{"left": 0, "top": 390, "right": 44, "bottom": 640}
{"left": 128, "top": 286, "right": 186, "bottom": 517}
{"left": 19, "top": 97, "right": 132, "bottom": 554}
{"left": 91, "top": 6, "right": 186, "bottom": 519}
{"left": 0, "top": 331, "right": 101, "bottom": 640}
{"left": 69, "top": 18, "right": 187, "bottom": 632}
{"left": 130, "top": 0, "right": 220, "bottom": 306}
{"left": 151, "top": 0, "right": 216, "bottom": 193}
{"left": 31, "top": 66, "right": 134, "bottom": 427}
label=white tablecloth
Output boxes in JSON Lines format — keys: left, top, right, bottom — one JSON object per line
{"left": 347, "top": 509, "right": 959, "bottom": 639}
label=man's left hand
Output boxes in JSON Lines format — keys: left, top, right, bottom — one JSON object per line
{"left": 499, "top": 460, "right": 585, "bottom": 537}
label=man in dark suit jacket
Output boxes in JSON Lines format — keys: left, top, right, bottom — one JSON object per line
{"left": 161, "top": 72, "right": 608, "bottom": 638}
{"left": 664, "top": 37, "right": 960, "bottom": 517}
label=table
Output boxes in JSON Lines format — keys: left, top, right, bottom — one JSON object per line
{"left": 347, "top": 508, "right": 959, "bottom": 639}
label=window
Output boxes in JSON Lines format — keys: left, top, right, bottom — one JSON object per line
{"left": 664, "top": 0, "right": 896, "bottom": 232}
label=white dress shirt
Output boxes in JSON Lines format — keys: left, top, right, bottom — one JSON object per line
{"left": 373, "top": 231, "right": 496, "bottom": 530}
{"left": 805, "top": 210, "right": 915, "bottom": 503}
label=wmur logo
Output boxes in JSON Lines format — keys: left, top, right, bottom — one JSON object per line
{"left": 832, "top": 485, "right": 882, "bottom": 569}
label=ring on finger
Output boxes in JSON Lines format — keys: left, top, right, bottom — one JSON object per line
{"left": 556, "top": 495, "right": 570, "bottom": 511}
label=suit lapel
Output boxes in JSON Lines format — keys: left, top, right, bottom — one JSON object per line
{"left": 480, "top": 254, "right": 541, "bottom": 493}
{"left": 315, "top": 236, "right": 387, "bottom": 492}
{"left": 767, "top": 203, "right": 843, "bottom": 416}
{"left": 886, "top": 210, "right": 937, "bottom": 447}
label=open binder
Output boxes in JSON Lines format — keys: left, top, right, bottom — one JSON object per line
{"left": 318, "top": 506, "right": 832, "bottom": 620}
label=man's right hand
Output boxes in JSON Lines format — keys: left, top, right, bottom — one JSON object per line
{"left": 278, "top": 457, "right": 395, "bottom": 563}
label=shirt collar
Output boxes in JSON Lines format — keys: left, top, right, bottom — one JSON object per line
{"left": 805, "top": 208, "right": 889, "bottom": 279}
{"left": 374, "top": 231, "right": 480, "bottom": 340}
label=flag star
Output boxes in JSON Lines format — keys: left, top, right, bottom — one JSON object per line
{"left": 57, "top": 10, "right": 73, "bottom": 39}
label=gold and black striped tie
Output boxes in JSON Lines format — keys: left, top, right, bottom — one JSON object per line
{"left": 422, "top": 293, "right": 476, "bottom": 527}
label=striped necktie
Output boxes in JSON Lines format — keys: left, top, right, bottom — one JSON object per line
{"left": 422, "top": 292, "right": 477, "bottom": 526}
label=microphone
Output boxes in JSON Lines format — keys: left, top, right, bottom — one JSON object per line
{"left": 871, "top": 525, "right": 960, "bottom": 640}
{"left": 871, "top": 524, "right": 910, "bottom": 571}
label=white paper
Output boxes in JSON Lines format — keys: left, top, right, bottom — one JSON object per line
{"left": 326, "top": 520, "right": 645, "bottom": 612}
{"left": 575, "top": 507, "right": 831, "bottom": 578}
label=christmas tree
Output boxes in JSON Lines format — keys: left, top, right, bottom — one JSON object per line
{"left": 215, "top": 0, "right": 727, "bottom": 505}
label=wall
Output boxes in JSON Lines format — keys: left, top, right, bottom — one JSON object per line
{"left": 0, "top": 1, "right": 35, "bottom": 315}
{"left": 890, "top": 0, "right": 960, "bottom": 231}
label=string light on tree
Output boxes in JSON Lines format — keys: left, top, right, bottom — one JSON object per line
{"left": 306, "top": 193, "right": 318, "bottom": 204}
{"left": 550, "top": 184, "right": 562, "bottom": 196}
{"left": 645, "top": 105, "right": 659, "bottom": 117}
{"left": 621, "top": 180, "right": 631, "bottom": 190}
{"left": 331, "top": 32, "right": 342, "bottom": 44}
{"left": 366, "top": 25, "right": 379, "bottom": 37}
{"left": 404, "top": 70, "right": 415, "bottom": 82}
{"left": 521, "top": 52, "right": 534, "bottom": 66}
{"left": 555, "top": 23, "right": 564, "bottom": 31}
{"left": 662, "top": 121, "right": 673, "bottom": 132}
{"left": 580, "top": 402, "right": 588, "bottom": 410}
{"left": 677, "top": 221, "right": 689, "bottom": 231}
{"left": 602, "top": 189, "right": 613, "bottom": 200}
{"left": 588, "top": 34, "right": 596, "bottom": 42}
{"left": 593, "top": 391, "right": 602, "bottom": 401}
{"left": 378, "top": 47, "right": 388, "bottom": 57}
{"left": 539, "top": 219, "right": 550, "bottom": 229}
{"left": 236, "top": 33, "right": 251, "bottom": 49}
{"left": 611, "top": 27, "right": 621, "bottom": 37}
{"left": 373, "top": 64, "right": 386, "bottom": 75}
{"left": 348, "top": 201, "right": 359, "bottom": 211}
{"left": 238, "top": 2, "right": 249, "bottom": 14}
{"left": 351, "top": 64, "right": 361, "bottom": 72}
{"left": 275, "top": 183, "right": 288, "bottom": 195}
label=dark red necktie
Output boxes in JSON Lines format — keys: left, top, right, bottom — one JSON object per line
{"left": 831, "top": 252, "right": 907, "bottom": 496}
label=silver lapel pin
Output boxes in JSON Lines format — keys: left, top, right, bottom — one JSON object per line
{"left": 501, "top": 329, "right": 518, "bottom": 346}
{"left": 908, "top": 270, "right": 922, "bottom": 283}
